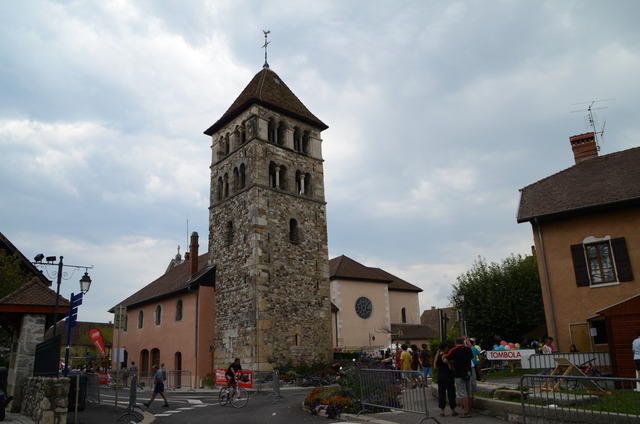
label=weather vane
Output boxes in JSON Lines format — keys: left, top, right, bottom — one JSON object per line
{"left": 263, "top": 30, "right": 270, "bottom": 68}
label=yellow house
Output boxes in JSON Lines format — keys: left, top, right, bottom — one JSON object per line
{"left": 517, "top": 133, "right": 640, "bottom": 352}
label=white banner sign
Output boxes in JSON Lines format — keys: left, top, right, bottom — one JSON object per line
{"left": 486, "top": 349, "right": 536, "bottom": 368}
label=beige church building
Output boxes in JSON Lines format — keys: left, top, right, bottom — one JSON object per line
{"left": 111, "top": 62, "right": 431, "bottom": 388}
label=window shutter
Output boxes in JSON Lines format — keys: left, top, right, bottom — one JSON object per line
{"left": 611, "top": 237, "right": 634, "bottom": 282}
{"left": 570, "top": 244, "right": 590, "bottom": 287}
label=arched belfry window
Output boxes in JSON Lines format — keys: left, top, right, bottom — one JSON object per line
{"left": 302, "top": 130, "right": 310, "bottom": 155}
{"left": 304, "top": 172, "right": 311, "bottom": 196}
{"left": 217, "top": 136, "right": 225, "bottom": 159}
{"left": 217, "top": 177, "right": 223, "bottom": 201}
{"left": 289, "top": 218, "right": 299, "bottom": 244}
{"left": 278, "top": 165, "right": 287, "bottom": 190}
{"left": 223, "top": 173, "right": 229, "bottom": 198}
{"left": 239, "top": 163, "right": 246, "bottom": 188}
{"left": 223, "top": 134, "right": 230, "bottom": 156}
{"left": 239, "top": 124, "right": 246, "bottom": 144}
{"left": 269, "top": 162, "right": 287, "bottom": 190}
{"left": 269, "top": 162, "right": 278, "bottom": 188}
{"left": 277, "top": 121, "right": 286, "bottom": 145}
{"left": 293, "top": 127, "right": 301, "bottom": 152}
{"left": 233, "top": 167, "right": 239, "bottom": 191}
{"left": 268, "top": 118, "right": 276, "bottom": 143}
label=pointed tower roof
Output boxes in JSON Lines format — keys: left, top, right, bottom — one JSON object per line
{"left": 204, "top": 66, "right": 328, "bottom": 135}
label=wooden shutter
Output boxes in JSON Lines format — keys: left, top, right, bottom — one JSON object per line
{"left": 570, "top": 244, "right": 590, "bottom": 287}
{"left": 611, "top": 237, "right": 634, "bottom": 282}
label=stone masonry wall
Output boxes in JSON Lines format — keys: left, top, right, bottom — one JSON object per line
{"left": 210, "top": 107, "right": 332, "bottom": 371}
{"left": 20, "top": 377, "right": 69, "bottom": 424}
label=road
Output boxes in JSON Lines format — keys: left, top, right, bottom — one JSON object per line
{"left": 100, "top": 387, "right": 348, "bottom": 424}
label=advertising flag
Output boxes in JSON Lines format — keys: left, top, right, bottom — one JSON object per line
{"left": 89, "top": 328, "right": 107, "bottom": 358}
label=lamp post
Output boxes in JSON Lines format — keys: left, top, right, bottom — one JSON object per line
{"left": 33, "top": 254, "right": 93, "bottom": 338}
{"left": 458, "top": 290, "right": 467, "bottom": 337}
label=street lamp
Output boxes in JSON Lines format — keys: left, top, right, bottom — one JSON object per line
{"left": 458, "top": 290, "right": 467, "bottom": 337}
{"left": 33, "top": 254, "right": 93, "bottom": 337}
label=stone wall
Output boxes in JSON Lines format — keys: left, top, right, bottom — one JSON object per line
{"left": 8, "top": 314, "right": 46, "bottom": 413}
{"left": 209, "top": 106, "right": 333, "bottom": 371}
{"left": 20, "top": 377, "right": 69, "bottom": 424}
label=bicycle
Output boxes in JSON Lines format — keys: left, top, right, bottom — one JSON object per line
{"left": 569, "top": 358, "right": 607, "bottom": 391}
{"left": 219, "top": 375, "right": 249, "bottom": 408}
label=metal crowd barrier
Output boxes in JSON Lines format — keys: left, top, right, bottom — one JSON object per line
{"left": 117, "top": 375, "right": 143, "bottom": 423}
{"left": 357, "top": 369, "right": 438, "bottom": 423}
{"left": 519, "top": 374, "right": 640, "bottom": 423}
{"left": 168, "top": 370, "right": 194, "bottom": 391}
{"left": 85, "top": 373, "right": 101, "bottom": 404}
{"left": 249, "top": 370, "right": 285, "bottom": 403}
{"left": 137, "top": 371, "right": 153, "bottom": 390}
{"left": 526, "top": 351, "right": 610, "bottom": 373}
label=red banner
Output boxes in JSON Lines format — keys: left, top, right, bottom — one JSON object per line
{"left": 89, "top": 328, "right": 106, "bottom": 358}
{"left": 215, "top": 369, "right": 253, "bottom": 388}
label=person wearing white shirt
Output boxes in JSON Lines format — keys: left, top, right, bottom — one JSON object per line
{"left": 633, "top": 331, "right": 640, "bottom": 392}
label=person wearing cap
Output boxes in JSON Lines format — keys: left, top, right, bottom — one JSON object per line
{"left": 444, "top": 338, "right": 474, "bottom": 418}
{"left": 433, "top": 341, "right": 457, "bottom": 417}
{"left": 143, "top": 365, "right": 169, "bottom": 408}
{"left": 469, "top": 337, "right": 484, "bottom": 382}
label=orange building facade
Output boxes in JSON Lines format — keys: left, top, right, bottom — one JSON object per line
{"left": 518, "top": 133, "right": 640, "bottom": 353}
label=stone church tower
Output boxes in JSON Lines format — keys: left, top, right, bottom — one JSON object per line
{"left": 204, "top": 64, "right": 333, "bottom": 370}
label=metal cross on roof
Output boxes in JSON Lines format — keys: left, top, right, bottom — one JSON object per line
{"left": 263, "top": 30, "right": 270, "bottom": 68}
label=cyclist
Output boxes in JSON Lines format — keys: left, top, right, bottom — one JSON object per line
{"left": 225, "top": 358, "right": 242, "bottom": 389}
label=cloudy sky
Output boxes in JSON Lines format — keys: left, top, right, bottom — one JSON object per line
{"left": 2, "top": 1, "right": 639, "bottom": 324}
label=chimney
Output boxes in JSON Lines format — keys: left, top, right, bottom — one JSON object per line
{"left": 189, "top": 231, "right": 199, "bottom": 276}
{"left": 570, "top": 132, "right": 598, "bottom": 164}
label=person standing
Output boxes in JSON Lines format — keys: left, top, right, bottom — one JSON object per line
{"left": 161, "top": 363, "right": 167, "bottom": 382}
{"left": 433, "top": 342, "right": 457, "bottom": 417}
{"left": 400, "top": 344, "right": 411, "bottom": 371}
{"left": 419, "top": 343, "right": 432, "bottom": 387}
{"left": 444, "top": 338, "right": 474, "bottom": 418}
{"left": 633, "top": 331, "right": 640, "bottom": 392}
{"left": 143, "top": 365, "right": 169, "bottom": 408}
{"left": 128, "top": 361, "right": 138, "bottom": 387}
{"left": 469, "top": 338, "right": 484, "bottom": 382}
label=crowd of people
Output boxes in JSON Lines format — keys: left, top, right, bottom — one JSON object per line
{"left": 387, "top": 336, "right": 483, "bottom": 418}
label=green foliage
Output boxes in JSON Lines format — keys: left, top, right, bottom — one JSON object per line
{"left": 450, "top": 254, "right": 546, "bottom": 349}
{"left": 202, "top": 372, "right": 216, "bottom": 388}
{"left": 0, "top": 250, "right": 33, "bottom": 299}
{"left": 304, "top": 387, "right": 357, "bottom": 418}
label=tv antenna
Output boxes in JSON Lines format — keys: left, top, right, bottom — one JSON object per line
{"left": 262, "top": 30, "right": 271, "bottom": 68}
{"left": 570, "top": 98, "right": 614, "bottom": 151}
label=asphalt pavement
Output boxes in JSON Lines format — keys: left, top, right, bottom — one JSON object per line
{"left": 3, "top": 380, "right": 520, "bottom": 424}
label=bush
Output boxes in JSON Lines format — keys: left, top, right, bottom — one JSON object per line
{"left": 202, "top": 372, "right": 216, "bottom": 388}
{"left": 304, "top": 387, "right": 357, "bottom": 418}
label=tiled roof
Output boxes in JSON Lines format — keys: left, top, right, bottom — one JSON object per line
{"left": 204, "top": 66, "right": 328, "bottom": 135}
{"left": 0, "top": 276, "right": 68, "bottom": 310}
{"left": 329, "top": 255, "right": 422, "bottom": 292}
{"left": 391, "top": 323, "right": 439, "bottom": 340}
{"left": 113, "top": 254, "right": 211, "bottom": 310}
{"left": 0, "top": 231, "right": 52, "bottom": 286}
{"left": 329, "top": 255, "right": 391, "bottom": 283}
{"left": 517, "top": 146, "right": 640, "bottom": 222}
{"left": 369, "top": 267, "right": 423, "bottom": 293}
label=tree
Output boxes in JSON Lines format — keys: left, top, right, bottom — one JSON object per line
{"left": 450, "top": 254, "right": 546, "bottom": 349}
{"left": 0, "top": 250, "right": 33, "bottom": 299}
